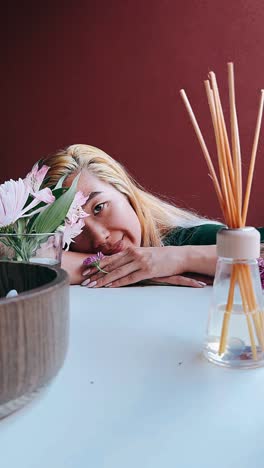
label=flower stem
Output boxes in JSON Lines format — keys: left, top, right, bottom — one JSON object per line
{"left": 96, "top": 264, "right": 108, "bottom": 274}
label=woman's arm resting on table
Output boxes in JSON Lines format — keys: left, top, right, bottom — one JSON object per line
{"left": 80, "top": 244, "right": 218, "bottom": 288}
{"left": 62, "top": 251, "right": 94, "bottom": 284}
{"left": 181, "top": 244, "right": 217, "bottom": 276}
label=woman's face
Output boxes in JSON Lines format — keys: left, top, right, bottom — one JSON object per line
{"left": 65, "top": 170, "right": 142, "bottom": 254}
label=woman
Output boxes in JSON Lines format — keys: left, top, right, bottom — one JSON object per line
{"left": 44, "top": 144, "right": 264, "bottom": 288}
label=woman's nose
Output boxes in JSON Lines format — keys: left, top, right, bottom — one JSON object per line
{"left": 86, "top": 221, "right": 110, "bottom": 249}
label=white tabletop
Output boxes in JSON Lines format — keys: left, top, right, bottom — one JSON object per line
{"left": 1, "top": 285, "right": 264, "bottom": 468}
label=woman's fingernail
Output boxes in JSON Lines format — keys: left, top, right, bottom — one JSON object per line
{"left": 104, "top": 283, "right": 112, "bottom": 288}
{"left": 82, "top": 268, "right": 91, "bottom": 276}
{"left": 198, "top": 281, "right": 207, "bottom": 287}
{"left": 88, "top": 281, "right": 97, "bottom": 288}
{"left": 81, "top": 278, "right": 91, "bottom": 286}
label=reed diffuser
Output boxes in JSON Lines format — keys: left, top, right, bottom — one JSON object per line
{"left": 180, "top": 63, "right": 264, "bottom": 368}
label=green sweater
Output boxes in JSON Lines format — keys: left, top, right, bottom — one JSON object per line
{"left": 163, "top": 224, "right": 264, "bottom": 246}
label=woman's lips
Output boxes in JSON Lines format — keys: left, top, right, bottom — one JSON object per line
{"left": 107, "top": 240, "right": 124, "bottom": 255}
{"left": 104, "top": 236, "right": 125, "bottom": 255}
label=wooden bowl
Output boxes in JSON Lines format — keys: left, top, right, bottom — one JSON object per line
{"left": 0, "top": 261, "right": 69, "bottom": 419}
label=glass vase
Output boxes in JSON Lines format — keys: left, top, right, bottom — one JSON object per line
{"left": 0, "top": 232, "right": 63, "bottom": 267}
{"left": 203, "top": 227, "right": 264, "bottom": 369}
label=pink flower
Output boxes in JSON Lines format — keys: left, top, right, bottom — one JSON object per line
{"left": 59, "top": 191, "right": 89, "bottom": 250}
{"left": 25, "top": 163, "right": 55, "bottom": 204}
{"left": 258, "top": 257, "right": 264, "bottom": 289}
{"left": 66, "top": 191, "right": 89, "bottom": 226}
{"left": 83, "top": 252, "right": 105, "bottom": 266}
{"left": 0, "top": 177, "right": 52, "bottom": 228}
{"left": 61, "top": 218, "right": 85, "bottom": 251}
{"left": 0, "top": 178, "right": 30, "bottom": 227}
{"left": 83, "top": 252, "right": 107, "bottom": 273}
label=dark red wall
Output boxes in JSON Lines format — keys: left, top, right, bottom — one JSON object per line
{"left": 2, "top": 0, "right": 264, "bottom": 225}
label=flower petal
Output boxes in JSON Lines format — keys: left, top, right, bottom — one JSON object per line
{"left": 25, "top": 163, "right": 50, "bottom": 193}
{"left": 0, "top": 178, "right": 29, "bottom": 227}
{"left": 62, "top": 219, "right": 85, "bottom": 251}
{"left": 34, "top": 188, "right": 55, "bottom": 204}
{"left": 66, "top": 191, "right": 89, "bottom": 226}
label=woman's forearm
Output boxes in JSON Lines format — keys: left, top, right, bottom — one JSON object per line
{"left": 62, "top": 245, "right": 218, "bottom": 286}
{"left": 62, "top": 251, "right": 92, "bottom": 284}
{"left": 181, "top": 244, "right": 217, "bottom": 276}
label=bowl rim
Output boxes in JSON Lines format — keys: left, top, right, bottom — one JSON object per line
{"left": 0, "top": 261, "right": 69, "bottom": 304}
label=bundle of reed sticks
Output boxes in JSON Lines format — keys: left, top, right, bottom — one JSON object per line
{"left": 180, "top": 63, "right": 264, "bottom": 358}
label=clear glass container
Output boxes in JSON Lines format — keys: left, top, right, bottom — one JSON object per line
{"left": 0, "top": 232, "right": 63, "bottom": 267}
{"left": 203, "top": 227, "right": 264, "bottom": 369}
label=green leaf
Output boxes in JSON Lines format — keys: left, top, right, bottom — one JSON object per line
{"left": 54, "top": 174, "right": 67, "bottom": 189}
{"left": 50, "top": 187, "right": 67, "bottom": 200}
{"left": 26, "top": 188, "right": 66, "bottom": 232}
{"left": 17, "top": 218, "right": 27, "bottom": 234}
{"left": 31, "top": 173, "right": 80, "bottom": 233}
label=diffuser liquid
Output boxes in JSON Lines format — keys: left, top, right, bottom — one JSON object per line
{"left": 204, "top": 303, "right": 264, "bottom": 368}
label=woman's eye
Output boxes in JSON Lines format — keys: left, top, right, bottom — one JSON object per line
{"left": 93, "top": 203, "right": 105, "bottom": 215}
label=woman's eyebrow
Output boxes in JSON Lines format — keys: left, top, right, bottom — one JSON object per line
{"left": 86, "top": 191, "right": 103, "bottom": 203}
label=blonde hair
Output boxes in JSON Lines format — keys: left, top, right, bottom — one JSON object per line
{"left": 44, "top": 144, "right": 219, "bottom": 247}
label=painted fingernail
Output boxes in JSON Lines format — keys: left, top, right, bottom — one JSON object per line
{"left": 82, "top": 268, "right": 91, "bottom": 276}
{"left": 198, "top": 281, "right": 207, "bottom": 287}
{"left": 88, "top": 281, "right": 97, "bottom": 288}
{"left": 104, "top": 283, "right": 112, "bottom": 288}
{"left": 81, "top": 278, "right": 91, "bottom": 286}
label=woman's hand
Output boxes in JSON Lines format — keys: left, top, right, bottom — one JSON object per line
{"left": 62, "top": 250, "right": 95, "bottom": 284}
{"left": 81, "top": 245, "right": 214, "bottom": 288}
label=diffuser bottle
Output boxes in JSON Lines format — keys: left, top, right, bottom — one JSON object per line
{"left": 204, "top": 227, "right": 264, "bottom": 369}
